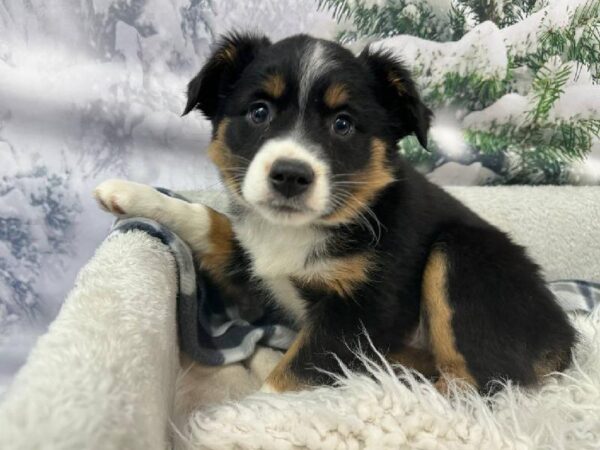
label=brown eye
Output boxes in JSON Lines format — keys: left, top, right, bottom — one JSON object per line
{"left": 333, "top": 115, "right": 353, "bottom": 136}
{"left": 249, "top": 102, "right": 270, "bottom": 124}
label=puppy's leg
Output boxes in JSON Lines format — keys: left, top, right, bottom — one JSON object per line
{"left": 94, "top": 179, "right": 234, "bottom": 280}
{"left": 261, "top": 328, "right": 309, "bottom": 393}
{"left": 422, "top": 225, "right": 576, "bottom": 394}
{"left": 260, "top": 321, "right": 366, "bottom": 393}
{"left": 387, "top": 346, "right": 438, "bottom": 378}
{"left": 246, "top": 346, "right": 284, "bottom": 383}
{"left": 421, "top": 248, "right": 477, "bottom": 393}
{"left": 261, "top": 328, "right": 439, "bottom": 394}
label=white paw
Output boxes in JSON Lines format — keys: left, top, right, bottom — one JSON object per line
{"left": 247, "top": 347, "right": 283, "bottom": 382}
{"left": 259, "top": 382, "right": 279, "bottom": 394}
{"left": 93, "top": 179, "right": 158, "bottom": 218}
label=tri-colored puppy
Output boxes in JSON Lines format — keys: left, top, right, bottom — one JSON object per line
{"left": 95, "top": 33, "right": 576, "bottom": 395}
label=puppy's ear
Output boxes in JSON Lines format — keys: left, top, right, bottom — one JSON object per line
{"left": 183, "top": 32, "right": 271, "bottom": 120}
{"left": 360, "top": 48, "right": 432, "bottom": 150}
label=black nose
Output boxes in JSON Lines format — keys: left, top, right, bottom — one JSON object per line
{"left": 269, "top": 159, "right": 315, "bottom": 198}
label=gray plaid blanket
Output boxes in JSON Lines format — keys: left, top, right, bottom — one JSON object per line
{"left": 107, "top": 189, "right": 600, "bottom": 366}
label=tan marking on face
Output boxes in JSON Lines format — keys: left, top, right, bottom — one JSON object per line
{"left": 207, "top": 119, "right": 243, "bottom": 197}
{"left": 324, "top": 83, "right": 349, "bottom": 109}
{"left": 293, "top": 253, "right": 372, "bottom": 298}
{"left": 264, "top": 328, "right": 308, "bottom": 392}
{"left": 387, "top": 71, "right": 406, "bottom": 95}
{"left": 422, "top": 248, "right": 478, "bottom": 390}
{"left": 387, "top": 346, "right": 438, "bottom": 378}
{"left": 323, "top": 138, "right": 395, "bottom": 224}
{"left": 263, "top": 73, "right": 286, "bottom": 98}
{"left": 198, "top": 209, "right": 234, "bottom": 284}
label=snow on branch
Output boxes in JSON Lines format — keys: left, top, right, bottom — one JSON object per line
{"left": 326, "top": 0, "right": 600, "bottom": 183}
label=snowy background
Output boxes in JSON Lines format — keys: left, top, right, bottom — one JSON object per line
{"left": 0, "top": 0, "right": 336, "bottom": 392}
{"left": 1, "top": 0, "right": 598, "bottom": 392}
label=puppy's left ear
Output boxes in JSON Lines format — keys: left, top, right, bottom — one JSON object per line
{"left": 360, "top": 48, "right": 432, "bottom": 150}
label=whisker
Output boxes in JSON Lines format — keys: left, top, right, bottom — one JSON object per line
{"left": 328, "top": 188, "right": 384, "bottom": 246}
{"left": 333, "top": 181, "right": 369, "bottom": 186}
{"left": 229, "top": 154, "right": 252, "bottom": 163}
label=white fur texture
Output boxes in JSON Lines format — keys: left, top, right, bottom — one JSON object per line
{"left": 233, "top": 211, "right": 328, "bottom": 323}
{"left": 1, "top": 186, "right": 599, "bottom": 450}
{"left": 94, "top": 178, "right": 169, "bottom": 218}
{"left": 182, "top": 309, "right": 600, "bottom": 450}
{"left": 447, "top": 186, "right": 600, "bottom": 281}
{"left": 0, "top": 231, "right": 180, "bottom": 450}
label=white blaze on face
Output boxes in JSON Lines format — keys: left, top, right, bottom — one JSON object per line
{"left": 298, "top": 41, "right": 336, "bottom": 119}
{"left": 241, "top": 138, "right": 330, "bottom": 226}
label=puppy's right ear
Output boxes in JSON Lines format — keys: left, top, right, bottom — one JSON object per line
{"left": 183, "top": 32, "right": 271, "bottom": 120}
{"left": 360, "top": 47, "right": 432, "bottom": 150}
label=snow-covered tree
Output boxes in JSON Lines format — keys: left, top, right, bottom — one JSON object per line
{"left": 318, "top": 0, "right": 447, "bottom": 42}
{"left": 319, "top": 0, "right": 600, "bottom": 184}
{"left": 79, "top": 0, "right": 216, "bottom": 73}
{"left": 212, "top": 0, "right": 335, "bottom": 41}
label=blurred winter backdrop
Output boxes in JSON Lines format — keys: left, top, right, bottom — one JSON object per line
{"left": 0, "top": 0, "right": 598, "bottom": 392}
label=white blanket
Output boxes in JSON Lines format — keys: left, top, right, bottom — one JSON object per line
{"left": 1, "top": 187, "right": 599, "bottom": 450}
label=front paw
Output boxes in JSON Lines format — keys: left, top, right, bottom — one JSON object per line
{"left": 259, "top": 382, "right": 279, "bottom": 394}
{"left": 93, "top": 179, "right": 157, "bottom": 218}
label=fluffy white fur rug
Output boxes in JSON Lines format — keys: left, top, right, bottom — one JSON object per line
{"left": 180, "top": 309, "right": 600, "bottom": 450}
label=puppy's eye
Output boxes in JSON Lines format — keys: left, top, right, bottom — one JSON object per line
{"left": 249, "top": 102, "right": 270, "bottom": 124}
{"left": 332, "top": 115, "right": 353, "bottom": 136}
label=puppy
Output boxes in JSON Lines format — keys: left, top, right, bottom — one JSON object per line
{"left": 95, "top": 33, "right": 576, "bottom": 395}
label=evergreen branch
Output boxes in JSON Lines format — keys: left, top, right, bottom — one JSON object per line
{"left": 523, "top": 0, "right": 600, "bottom": 80}
{"left": 458, "top": 0, "right": 502, "bottom": 25}
{"left": 572, "top": 0, "right": 600, "bottom": 27}
{"left": 500, "top": 0, "right": 543, "bottom": 26}
{"left": 467, "top": 118, "right": 599, "bottom": 159}
{"left": 463, "top": 117, "right": 599, "bottom": 182}
{"left": 549, "top": 118, "right": 600, "bottom": 160}
{"left": 319, "top": 0, "right": 599, "bottom": 184}
{"left": 424, "top": 71, "right": 512, "bottom": 110}
{"left": 398, "top": 135, "right": 436, "bottom": 165}
{"left": 528, "top": 62, "right": 571, "bottom": 123}
{"left": 452, "top": 0, "right": 544, "bottom": 30}
{"left": 316, "top": 0, "right": 354, "bottom": 21}
{"left": 320, "top": 0, "right": 448, "bottom": 42}
{"left": 400, "top": 117, "right": 598, "bottom": 184}
{"left": 448, "top": 1, "right": 471, "bottom": 40}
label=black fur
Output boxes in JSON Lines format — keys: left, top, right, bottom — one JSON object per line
{"left": 358, "top": 48, "right": 432, "bottom": 148}
{"left": 184, "top": 32, "right": 576, "bottom": 393}
{"left": 183, "top": 32, "right": 272, "bottom": 122}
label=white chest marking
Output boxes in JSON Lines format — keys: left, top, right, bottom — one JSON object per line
{"left": 264, "top": 277, "right": 307, "bottom": 323}
{"left": 233, "top": 212, "right": 327, "bottom": 323}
